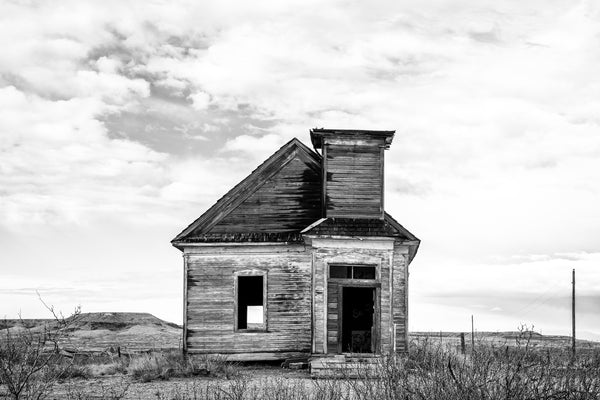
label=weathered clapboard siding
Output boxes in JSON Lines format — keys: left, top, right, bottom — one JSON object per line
{"left": 326, "top": 282, "right": 339, "bottom": 353}
{"left": 211, "top": 157, "right": 321, "bottom": 233}
{"left": 392, "top": 242, "right": 409, "bottom": 352}
{"left": 308, "top": 237, "right": 395, "bottom": 354}
{"left": 324, "top": 143, "right": 384, "bottom": 219}
{"left": 309, "top": 129, "right": 394, "bottom": 220}
{"left": 183, "top": 245, "right": 312, "bottom": 358}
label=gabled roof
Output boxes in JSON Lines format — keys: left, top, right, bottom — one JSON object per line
{"left": 172, "top": 133, "right": 420, "bottom": 264}
{"left": 171, "top": 138, "right": 321, "bottom": 247}
{"left": 301, "top": 212, "right": 420, "bottom": 263}
{"left": 382, "top": 212, "right": 419, "bottom": 242}
{"left": 300, "top": 212, "right": 418, "bottom": 240}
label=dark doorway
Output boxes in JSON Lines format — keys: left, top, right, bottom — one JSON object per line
{"left": 341, "top": 287, "right": 375, "bottom": 353}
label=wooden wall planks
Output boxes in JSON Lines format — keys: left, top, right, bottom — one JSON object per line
{"left": 324, "top": 143, "right": 385, "bottom": 219}
{"left": 326, "top": 282, "right": 339, "bottom": 353}
{"left": 392, "top": 241, "right": 409, "bottom": 352}
{"left": 182, "top": 238, "right": 410, "bottom": 358}
{"left": 309, "top": 238, "right": 397, "bottom": 354}
{"left": 183, "top": 245, "right": 312, "bottom": 358}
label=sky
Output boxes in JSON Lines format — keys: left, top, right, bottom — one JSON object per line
{"left": 1, "top": 0, "right": 600, "bottom": 340}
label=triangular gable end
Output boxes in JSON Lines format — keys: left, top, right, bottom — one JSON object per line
{"left": 172, "top": 138, "right": 322, "bottom": 247}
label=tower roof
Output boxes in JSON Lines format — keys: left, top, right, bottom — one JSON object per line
{"left": 310, "top": 128, "right": 395, "bottom": 149}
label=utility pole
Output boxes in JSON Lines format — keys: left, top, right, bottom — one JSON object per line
{"left": 471, "top": 315, "right": 475, "bottom": 352}
{"left": 572, "top": 268, "right": 576, "bottom": 358}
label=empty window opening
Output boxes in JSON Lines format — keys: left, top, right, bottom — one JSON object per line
{"left": 237, "top": 276, "right": 264, "bottom": 330}
{"left": 330, "top": 265, "right": 376, "bottom": 280}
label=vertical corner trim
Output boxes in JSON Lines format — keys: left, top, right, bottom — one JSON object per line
{"left": 182, "top": 255, "right": 188, "bottom": 354}
{"left": 322, "top": 144, "right": 328, "bottom": 218}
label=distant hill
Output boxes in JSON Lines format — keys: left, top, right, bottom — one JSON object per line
{"left": 3, "top": 314, "right": 598, "bottom": 355}
{"left": 68, "top": 312, "right": 182, "bottom": 330}
{"left": 410, "top": 331, "right": 600, "bottom": 350}
{"left": 1, "top": 312, "right": 182, "bottom": 355}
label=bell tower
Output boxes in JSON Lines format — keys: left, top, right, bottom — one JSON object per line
{"left": 310, "top": 129, "right": 394, "bottom": 219}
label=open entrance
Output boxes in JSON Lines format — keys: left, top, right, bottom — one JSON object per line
{"left": 341, "top": 287, "right": 375, "bottom": 353}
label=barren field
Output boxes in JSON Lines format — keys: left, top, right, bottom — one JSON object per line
{"left": 46, "top": 365, "right": 312, "bottom": 400}
{"left": 2, "top": 313, "right": 600, "bottom": 399}
{"left": 410, "top": 330, "right": 600, "bottom": 352}
{"left": 5, "top": 313, "right": 597, "bottom": 356}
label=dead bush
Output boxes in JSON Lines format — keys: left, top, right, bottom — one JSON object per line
{"left": 0, "top": 301, "right": 81, "bottom": 400}
{"left": 86, "top": 360, "right": 127, "bottom": 377}
{"left": 148, "top": 335, "right": 600, "bottom": 400}
{"left": 126, "top": 351, "right": 210, "bottom": 382}
{"left": 194, "top": 354, "right": 240, "bottom": 379}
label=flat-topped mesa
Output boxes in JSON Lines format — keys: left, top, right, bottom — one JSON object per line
{"left": 310, "top": 128, "right": 395, "bottom": 220}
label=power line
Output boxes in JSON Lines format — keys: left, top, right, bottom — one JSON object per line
{"left": 514, "top": 280, "right": 565, "bottom": 322}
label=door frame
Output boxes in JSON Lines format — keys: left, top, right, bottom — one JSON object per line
{"left": 337, "top": 282, "right": 381, "bottom": 354}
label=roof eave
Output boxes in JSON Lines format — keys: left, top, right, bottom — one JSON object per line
{"left": 310, "top": 128, "right": 395, "bottom": 149}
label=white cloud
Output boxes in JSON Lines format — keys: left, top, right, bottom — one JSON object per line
{"left": 221, "top": 134, "right": 286, "bottom": 157}
{"left": 1, "top": 0, "right": 600, "bottom": 335}
{"left": 188, "top": 91, "right": 211, "bottom": 110}
{"left": 410, "top": 252, "right": 600, "bottom": 336}
{"left": 0, "top": 86, "right": 168, "bottom": 226}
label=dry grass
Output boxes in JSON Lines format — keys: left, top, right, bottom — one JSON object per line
{"left": 86, "top": 360, "right": 127, "bottom": 377}
{"left": 147, "top": 332, "right": 600, "bottom": 400}
{"left": 5, "top": 330, "right": 600, "bottom": 399}
{"left": 125, "top": 351, "right": 225, "bottom": 382}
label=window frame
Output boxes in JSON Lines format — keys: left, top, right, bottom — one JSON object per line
{"left": 233, "top": 269, "right": 268, "bottom": 332}
{"left": 328, "top": 264, "right": 378, "bottom": 281}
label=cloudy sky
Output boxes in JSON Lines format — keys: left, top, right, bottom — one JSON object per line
{"left": 1, "top": 0, "right": 599, "bottom": 340}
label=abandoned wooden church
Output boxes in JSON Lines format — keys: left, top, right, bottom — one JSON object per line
{"left": 172, "top": 129, "right": 420, "bottom": 362}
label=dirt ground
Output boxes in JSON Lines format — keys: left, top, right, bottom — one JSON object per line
{"left": 47, "top": 364, "right": 312, "bottom": 400}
